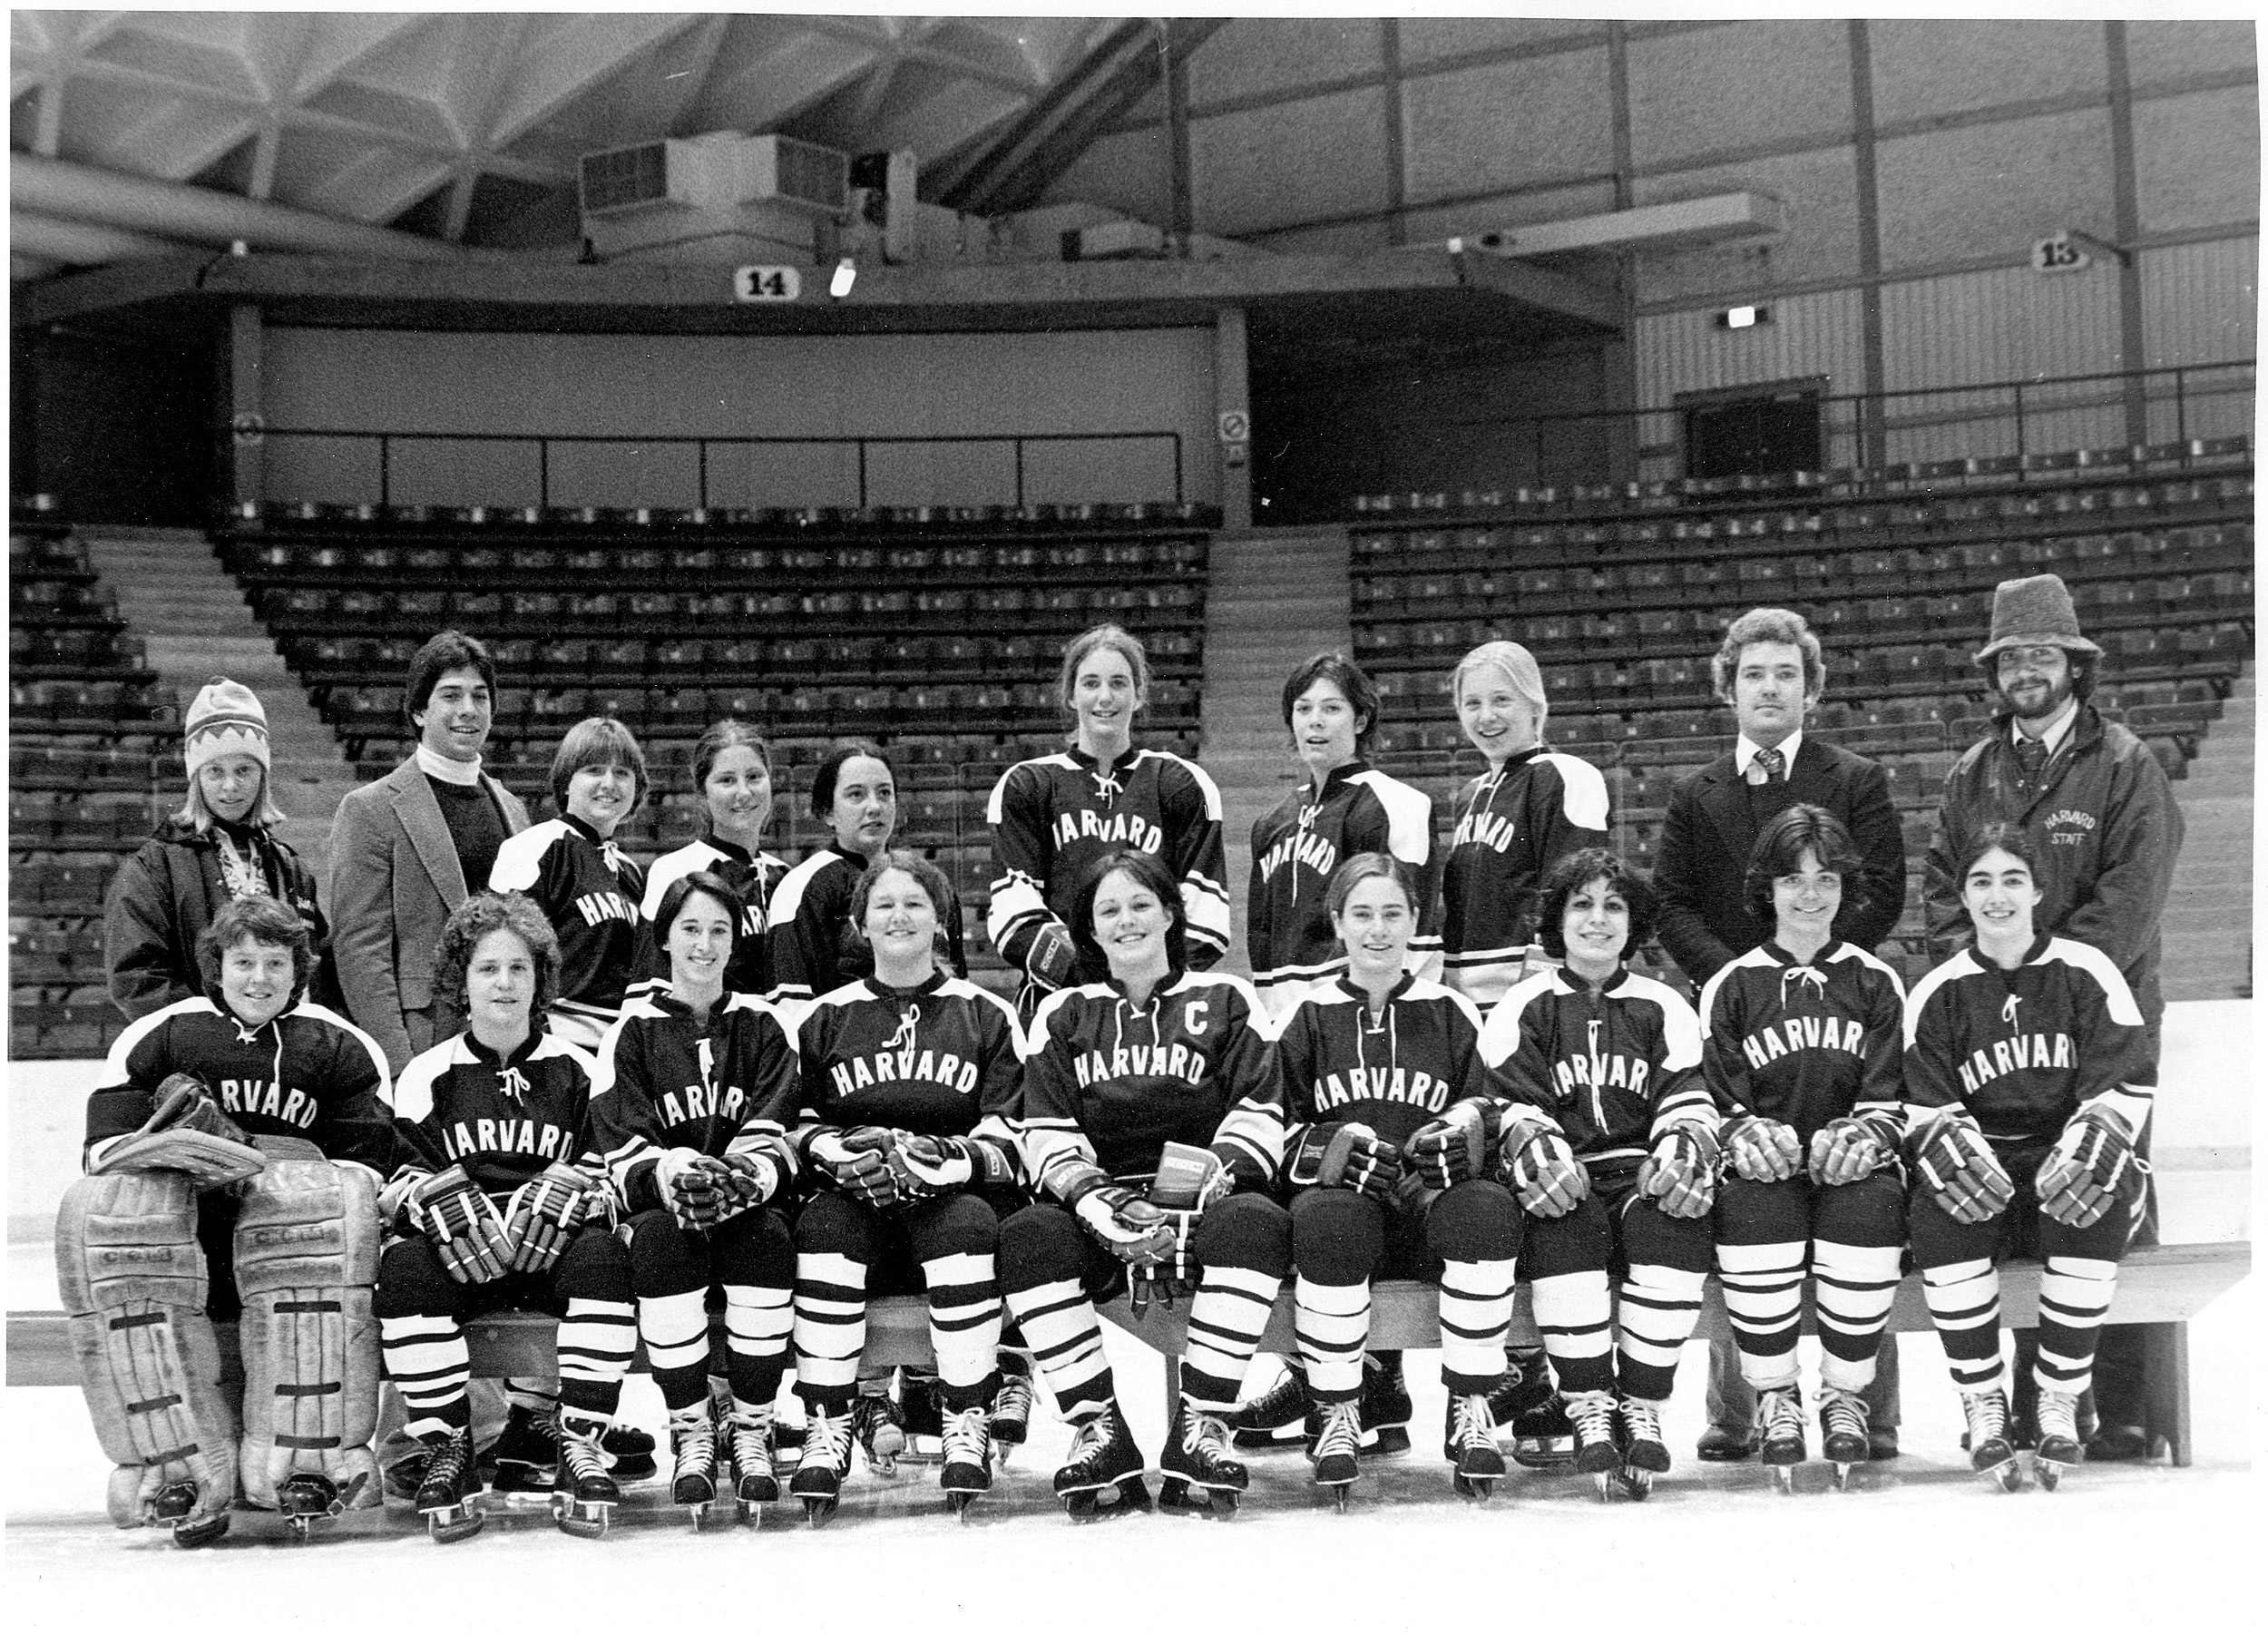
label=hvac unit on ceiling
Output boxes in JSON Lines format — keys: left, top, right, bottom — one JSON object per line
{"left": 578, "top": 132, "right": 851, "bottom": 219}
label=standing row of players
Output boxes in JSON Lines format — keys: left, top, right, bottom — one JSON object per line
{"left": 77, "top": 570, "right": 2175, "bottom": 1538}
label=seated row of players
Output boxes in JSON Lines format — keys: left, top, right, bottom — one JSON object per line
{"left": 62, "top": 796, "right": 2150, "bottom": 1544}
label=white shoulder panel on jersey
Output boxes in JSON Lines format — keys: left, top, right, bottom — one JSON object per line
{"left": 1620, "top": 972, "right": 1705, "bottom": 1069}
{"left": 723, "top": 988, "right": 796, "bottom": 1030}
{"left": 1695, "top": 945, "right": 1774, "bottom": 1036}
{"left": 287, "top": 999, "right": 397, "bottom": 1102}
{"left": 1539, "top": 752, "right": 1611, "bottom": 830}
{"left": 97, "top": 995, "right": 222, "bottom": 1084}
{"left": 2039, "top": 936, "right": 2146, "bottom": 1025}
{"left": 1476, "top": 968, "right": 1558, "bottom": 1065}
{"left": 1901, "top": 948, "right": 1984, "bottom": 1048}
{"left": 640, "top": 841, "right": 721, "bottom": 918}
{"left": 1174, "top": 966, "right": 1263, "bottom": 1014}
{"left": 767, "top": 847, "right": 843, "bottom": 926}
{"left": 1825, "top": 940, "right": 1909, "bottom": 996}
{"left": 1022, "top": 980, "right": 1105, "bottom": 1058}
{"left": 1404, "top": 975, "right": 1488, "bottom": 1034}
{"left": 940, "top": 975, "right": 1023, "bottom": 1034}
{"left": 1147, "top": 749, "right": 1225, "bottom": 818}
{"left": 984, "top": 753, "right": 1079, "bottom": 825}
{"left": 391, "top": 1034, "right": 477, "bottom": 1125}
{"left": 489, "top": 818, "right": 568, "bottom": 894}
{"left": 1348, "top": 769, "right": 1434, "bottom": 864}
{"left": 531, "top": 1033, "right": 599, "bottom": 1080}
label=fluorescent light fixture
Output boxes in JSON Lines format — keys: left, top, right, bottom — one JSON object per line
{"left": 1716, "top": 304, "right": 1771, "bottom": 330}
{"left": 829, "top": 255, "right": 856, "bottom": 299}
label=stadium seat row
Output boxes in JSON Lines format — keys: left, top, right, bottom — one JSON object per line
{"left": 240, "top": 499, "right": 1224, "bottom": 533}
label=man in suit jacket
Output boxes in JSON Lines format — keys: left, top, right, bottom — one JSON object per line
{"left": 1652, "top": 606, "right": 1909, "bottom": 1462}
{"left": 328, "top": 630, "right": 529, "bottom": 1074}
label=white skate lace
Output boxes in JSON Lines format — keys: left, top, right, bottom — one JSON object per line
{"left": 992, "top": 1370, "right": 1036, "bottom": 1426}
{"left": 1759, "top": 1387, "right": 1804, "bottom": 1444}
{"left": 1450, "top": 1394, "right": 1495, "bottom": 1454}
{"left": 673, "top": 1419, "right": 717, "bottom": 1481}
{"left": 1312, "top": 1401, "right": 1363, "bottom": 1463}
{"left": 561, "top": 1430, "right": 609, "bottom": 1482}
{"left": 1961, "top": 1389, "right": 2009, "bottom": 1447}
{"left": 729, "top": 1416, "right": 773, "bottom": 1478}
{"left": 1064, "top": 1411, "right": 1110, "bottom": 1469}
{"left": 1184, "top": 1408, "right": 1233, "bottom": 1459}
{"left": 1620, "top": 1399, "right": 1665, "bottom": 1446}
{"left": 1563, "top": 1390, "right": 1617, "bottom": 1446}
{"left": 1820, "top": 1388, "right": 1870, "bottom": 1443}
{"left": 943, "top": 1406, "right": 990, "bottom": 1465}
{"left": 2035, "top": 1390, "right": 2080, "bottom": 1445}
{"left": 803, "top": 1410, "right": 854, "bottom": 1475}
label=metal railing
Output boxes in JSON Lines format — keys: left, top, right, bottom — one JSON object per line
{"left": 255, "top": 426, "right": 1186, "bottom": 512}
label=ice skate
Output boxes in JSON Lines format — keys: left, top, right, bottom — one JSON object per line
{"left": 1053, "top": 1400, "right": 1150, "bottom": 1520}
{"left": 939, "top": 1404, "right": 992, "bottom": 1518}
{"left": 670, "top": 1403, "right": 720, "bottom": 1527}
{"left": 551, "top": 1421, "right": 619, "bottom": 1539}
{"left": 727, "top": 1406, "right": 778, "bottom": 1521}
{"left": 2033, "top": 1389, "right": 2084, "bottom": 1491}
{"left": 1757, "top": 1384, "right": 1805, "bottom": 1494}
{"left": 414, "top": 1433, "right": 484, "bottom": 1544}
{"left": 1820, "top": 1386, "right": 1871, "bottom": 1490}
{"left": 990, "top": 1352, "right": 1036, "bottom": 1463}
{"left": 792, "top": 1406, "right": 855, "bottom": 1524}
{"left": 1618, "top": 1397, "right": 1671, "bottom": 1501}
{"left": 1960, "top": 1387, "right": 2023, "bottom": 1492}
{"left": 1309, "top": 1398, "right": 1362, "bottom": 1511}
{"left": 1445, "top": 1391, "right": 1506, "bottom": 1501}
{"left": 1159, "top": 1398, "right": 1246, "bottom": 1516}
{"left": 1562, "top": 1389, "right": 1621, "bottom": 1501}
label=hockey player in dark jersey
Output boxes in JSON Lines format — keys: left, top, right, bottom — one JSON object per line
{"left": 1439, "top": 641, "right": 1610, "bottom": 1006}
{"left": 987, "top": 623, "right": 1230, "bottom": 1016}
{"left": 786, "top": 853, "right": 1023, "bottom": 1522}
{"left": 636, "top": 720, "right": 789, "bottom": 1001}
{"left": 489, "top": 716, "right": 650, "bottom": 1051}
{"left": 1247, "top": 653, "right": 1441, "bottom": 1014}
{"left": 592, "top": 870, "right": 800, "bottom": 1526}
{"left": 1481, "top": 848, "right": 1720, "bottom": 1500}
{"left": 769, "top": 740, "right": 968, "bottom": 1014}
{"left": 1696, "top": 806, "right": 1908, "bottom": 1489}
{"left": 374, "top": 893, "right": 637, "bottom": 1541}
{"left": 1269, "top": 854, "right": 1562, "bottom": 1504}
{"left": 61, "top": 895, "right": 393, "bottom": 1545}
{"left": 1002, "top": 847, "right": 1286, "bottom": 1518}
{"left": 1903, "top": 825, "right": 2154, "bottom": 1491}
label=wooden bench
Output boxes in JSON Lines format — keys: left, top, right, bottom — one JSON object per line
{"left": 1098, "top": 1241, "right": 2253, "bottom": 1467}
{"left": 11, "top": 1244, "right": 2249, "bottom": 1464}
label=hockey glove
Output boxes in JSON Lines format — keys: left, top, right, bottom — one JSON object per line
{"left": 502, "top": 1161, "right": 597, "bottom": 1274}
{"left": 92, "top": 1073, "right": 267, "bottom": 1189}
{"left": 2035, "top": 1107, "right": 2144, "bottom": 1230}
{"left": 1808, "top": 1117, "right": 1887, "bottom": 1187}
{"left": 408, "top": 1164, "right": 511, "bottom": 1285}
{"left": 1911, "top": 1114, "right": 2015, "bottom": 1225}
{"left": 810, "top": 1127, "right": 898, "bottom": 1208}
{"left": 1129, "top": 1143, "right": 1231, "bottom": 1314}
{"left": 1498, "top": 1112, "right": 1588, "bottom": 1218}
{"left": 656, "top": 1148, "right": 728, "bottom": 1229}
{"left": 1637, "top": 1122, "right": 1722, "bottom": 1220}
{"left": 714, "top": 1151, "right": 781, "bottom": 1215}
{"left": 1059, "top": 1164, "right": 1173, "bottom": 1269}
{"left": 1025, "top": 923, "right": 1078, "bottom": 991}
{"left": 1286, "top": 1122, "right": 1403, "bottom": 1203}
{"left": 884, "top": 1132, "right": 1012, "bottom": 1201}
{"left": 1404, "top": 1101, "right": 1502, "bottom": 1190}
{"left": 1723, "top": 1114, "right": 1804, "bottom": 1183}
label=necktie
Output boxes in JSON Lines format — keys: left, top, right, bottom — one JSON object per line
{"left": 2016, "top": 736, "right": 2048, "bottom": 783}
{"left": 1748, "top": 746, "right": 1784, "bottom": 787}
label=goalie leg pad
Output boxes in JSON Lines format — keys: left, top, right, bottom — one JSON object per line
{"left": 55, "top": 1171, "right": 239, "bottom": 1530}
{"left": 233, "top": 1160, "right": 383, "bottom": 1513}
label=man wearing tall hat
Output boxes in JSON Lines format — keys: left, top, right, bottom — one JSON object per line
{"left": 1924, "top": 572, "right": 2185, "bottom": 1463}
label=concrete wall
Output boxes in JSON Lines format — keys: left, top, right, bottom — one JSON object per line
{"left": 1054, "top": 17, "right": 2258, "bottom": 482}
{"left": 258, "top": 325, "right": 1220, "bottom": 511}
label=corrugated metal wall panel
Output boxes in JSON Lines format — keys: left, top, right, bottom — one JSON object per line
{"left": 1634, "top": 291, "right": 1867, "bottom": 478}
{"left": 1877, "top": 264, "right": 2126, "bottom": 462}
{"left": 2141, "top": 236, "right": 2257, "bottom": 367}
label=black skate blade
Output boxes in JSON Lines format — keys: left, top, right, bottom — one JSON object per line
{"left": 946, "top": 1492, "right": 975, "bottom": 1519}
{"left": 423, "top": 1504, "right": 485, "bottom": 1544}
{"left": 1158, "top": 1477, "right": 1240, "bottom": 1518}
{"left": 1452, "top": 1473, "right": 1493, "bottom": 1503}
{"left": 1618, "top": 1467, "right": 1654, "bottom": 1502}
{"left": 2034, "top": 1455, "right": 2068, "bottom": 1492}
{"left": 1511, "top": 1435, "right": 1574, "bottom": 1470}
{"left": 1061, "top": 1476, "right": 1151, "bottom": 1522}
{"left": 800, "top": 1495, "right": 838, "bottom": 1526}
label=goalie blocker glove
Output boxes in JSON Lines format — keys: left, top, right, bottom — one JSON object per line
{"left": 90, "top": 1073, "right": 268, "bottom": 1190}
{"left": 1058, "top": 1163, "right": 1173, "bottom": 1267}
{"left": 1722, "top": 1114, "right": 1803, "bottom": 1183}
{"left": 2035, "top": 1107, "right": 2144, "bottom": 1229}
{"left": 408, "top": 1164, "right": 512, "bottom": 1284}
{"left": 1637, "top": 1122, "right": 1721, "bottom": 1220}
{"left": 1024, "top": 923, "right": 1078, "bottom": 992}
{"left": 1808, "top": 1116, "right": 1886, "bottom": 1187}
{"left": 1909, "top": 1114, "right": 2016, "bottom": 1224}
{"left": 1495, "top": 1110, "right": 1586, "bottom": 1217}
{"left": 501, "top": 1161, "right": 599, "bottom": 1274}
{"left": 1286, "top": 1122, "right": 1403, "bottom": 1202}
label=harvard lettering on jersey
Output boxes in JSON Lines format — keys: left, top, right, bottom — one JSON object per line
{"left": 1247, "top": 762, "right": 1443, "bottom": 1007}
{"left": 1017, "top": 970, "right": 1278, "bottom": 1194}
{"left": 1696, "top": 940, "right": 1906, "bottom": 1146}
{"left": 87, "top": 995, "right": 395, "bottom": 1179}
{"left": 386, "top": 1030, "right": 605, "bottom": 1220}
{"left": 590, "top": 990, "right": 801, "bottom": 1214}
{"left": 490, "top": 814, "right": 648, "bottom": 1025}
{"left": 793, "top": 971, "right": 1022, "bottom": 1171}
{"left": 1441, "top": 749, "right": 1610, "bottom": 1006}
{"left": 1902, "top": 934, "right": 2153, "bottom": 1150}
{"left": 1273, "top": 975, "right": 1492, "bottom": 1158}
{"left": 986, "top": 747, "right": 1230, "bottom": 985}
{"left": 633, "top": 834, "right": 789, "bottom": 999}
{"left": 767, "top": 843, "right": 971, "bottom": 1010}
{"left": 1481, "top": 965, "right": 1712, "bottom": 1181}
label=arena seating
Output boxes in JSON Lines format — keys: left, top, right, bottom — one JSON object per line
{"left": 9, "top": 501, "right": 181, "bottom": 1059}
{"left": 1349, "top": 448, "right": 2255, "bottom": 978}
{"left": 214, "top": 504, "right": 1217, "bottom": 963}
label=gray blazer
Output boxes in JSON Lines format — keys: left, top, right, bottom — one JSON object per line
{"left": 328, "top": 759, "right": 530, "bottom": 1073}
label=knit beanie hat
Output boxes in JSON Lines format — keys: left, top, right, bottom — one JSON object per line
{"left": 1975, "top": 573, "right": 2103, "bottom": 663}
{"left": 184, "top": 677, "right": 271, "bottom": 779}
